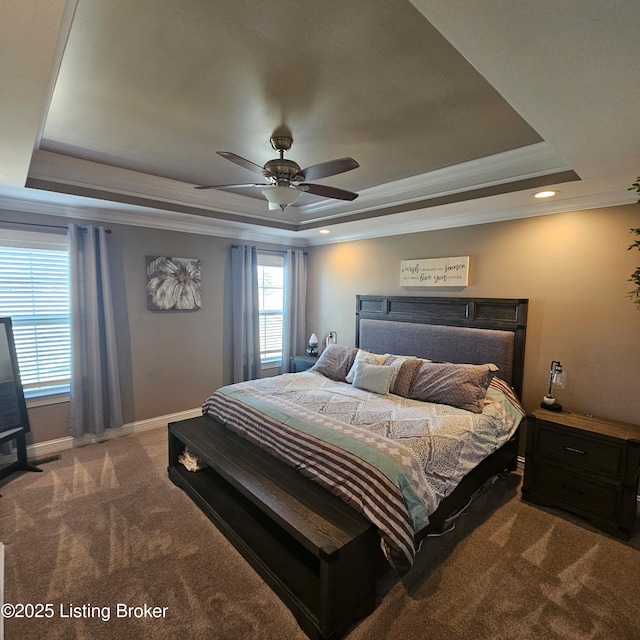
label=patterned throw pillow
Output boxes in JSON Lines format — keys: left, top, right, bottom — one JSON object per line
{"left": 384, "top": 356, "right": 422, "bottom": 398}
{"left": 409, "top": 362, "right": 499, "bottom": 413}
{"left": 351, "top": 361, "right": 397, "bottom": 395}
{"left": 310, "top": 344, "right": 358, "bottom": 382}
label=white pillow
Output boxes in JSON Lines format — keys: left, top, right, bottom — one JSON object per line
{"left": 345, "top": 349, "right": 387, "bottom": 383}
{"left": 352, "top": 361, "right": 396, "bottom": 395}
{"left": 383, "top": 355, "right": 410, "bottom": 389}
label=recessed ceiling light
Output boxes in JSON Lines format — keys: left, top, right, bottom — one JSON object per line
{"left": 533, "top": 190, "right": 558, "bottom": 199}
{"left": 318, "top": 229, "right": 331, "bottom": 234}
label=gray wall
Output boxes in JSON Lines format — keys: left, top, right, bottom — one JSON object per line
{"left": 0, "top": 208, "right": 288, "bottom": 444}
{"left": 5, "top": 201, "right": 640, "bottom": 444}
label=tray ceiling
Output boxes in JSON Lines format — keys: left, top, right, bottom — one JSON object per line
{"left": 1, "top": 1, "right": 638, "bottom": 243}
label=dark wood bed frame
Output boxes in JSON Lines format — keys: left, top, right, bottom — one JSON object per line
{"left": 168, "top": 295, "right": 528, "bottom": 640}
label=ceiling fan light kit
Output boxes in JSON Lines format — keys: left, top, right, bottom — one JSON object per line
{"left": 262, "top": 185, "right": 302, "bottom": 211}
{"left": 196, "top": 135, "right": 360, "bottom": 212}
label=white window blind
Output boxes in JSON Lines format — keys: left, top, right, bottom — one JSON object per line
{"left": 0, "top": 230, "right": 70, "bottom": 396}
{"left": 257, "top": 252, "right": 284, "bottom": 365}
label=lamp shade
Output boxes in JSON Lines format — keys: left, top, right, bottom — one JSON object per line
{"left": 551, "top": 364, "right": 565, "bottom": 389}
{"left": 542, "top": 360, "right": 566, "bottom": 411}
{"left": 261, "top": 185, "right": 301, "bottom": 211}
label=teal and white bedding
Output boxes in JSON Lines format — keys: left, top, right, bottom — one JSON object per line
{"left": 202, "top": 371, "right": 524, "bottom": 573}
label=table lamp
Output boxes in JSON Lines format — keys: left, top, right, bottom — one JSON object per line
{"left": 541, "top": 360, "right": 565, "bottom": 412}
{"left": 306, "top": 333, "right": 319, "bottom": 357}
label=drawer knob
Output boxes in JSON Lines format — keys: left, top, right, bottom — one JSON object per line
{"left": 564, "top": 446, "right": 586, "bottom": 455}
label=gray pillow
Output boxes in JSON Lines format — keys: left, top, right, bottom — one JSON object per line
{"left": 310, "top": 344, "right": 358, "bottom": 382}
{"left": 409, "top": 362, "right": 499, "bottom": 413}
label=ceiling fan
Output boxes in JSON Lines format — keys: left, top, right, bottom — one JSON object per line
{"left": 195, "top": 135, "right": 359, "bottom": 211}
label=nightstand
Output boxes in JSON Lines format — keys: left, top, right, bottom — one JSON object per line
{"left": 522, "top": 409, "right": 640, "bottom": 540}
{"left": 289, "top": 355, "right": 318, "bottom": 373}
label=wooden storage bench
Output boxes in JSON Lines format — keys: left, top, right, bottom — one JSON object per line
{"left": 168, "top": 416, "right": 386, "bottom": 640}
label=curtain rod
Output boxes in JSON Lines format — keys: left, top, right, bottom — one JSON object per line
{"left": 231, "top": 245, "right": 306, "bottom": 255}
{"left": 0, "top": 220, "right": 112, "bottom": 234}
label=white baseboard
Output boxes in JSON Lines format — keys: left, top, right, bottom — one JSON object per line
{"left": 27, "top": 407, "right": 202, "bottom": 460}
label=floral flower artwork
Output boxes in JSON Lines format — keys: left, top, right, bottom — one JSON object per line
{"left": 147, "top": 256, "right": 201, "bottom": 310}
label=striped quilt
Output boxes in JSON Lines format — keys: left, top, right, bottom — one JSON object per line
{"left": 202, "top": 371, "right": 524, "bottom": 573}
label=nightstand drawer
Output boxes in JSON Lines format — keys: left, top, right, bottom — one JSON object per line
{"left": 535, "top": 422, "right": 625, "bottom": 478}
{"left": 531, "top": 461, "right": 621, "bottom": 521}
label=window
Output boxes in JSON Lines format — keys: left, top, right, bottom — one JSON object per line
{"left": 0, "top": 230, "right": 71, "bottom": 398}
{"left": 257, "top": 252, "right": 284, "bottom": 365}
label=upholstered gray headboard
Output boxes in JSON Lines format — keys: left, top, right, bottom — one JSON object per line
{"left": 359, "top": 319, "right": 515, "bottom": 383}
{"left": 355, "top": 295, "right": 528, "bottom": 398}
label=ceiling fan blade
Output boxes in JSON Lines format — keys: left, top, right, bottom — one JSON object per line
{"left": 195, "top": 183, "right": 270, "bottom": 190}
{"left": 294, "top": 157, "right": 359, "bottom": 182}
{"left": 217, "top": 151, "right": 273, "bottom": 177}
{"left": 301, "top": 183, "right": 359, "bottom": 201}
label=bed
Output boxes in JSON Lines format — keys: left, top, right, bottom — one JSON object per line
{"left": 168, "top": 295, "right": 528, "bottom": 639}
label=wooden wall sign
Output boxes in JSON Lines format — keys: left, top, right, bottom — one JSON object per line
{"left": 400, "top": 256, "right": 469, "bottom": 287}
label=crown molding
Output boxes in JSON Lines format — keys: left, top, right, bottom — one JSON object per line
{"left": 0, "top": 192, "right": 306, "bottom": 245}
{"left": 297, "top": 141, "right": 572, "bottom": 221}
{"left": 2, "top": 172, "right": 633, "bottom": 249}
{"left": 28, "top": 150, "right": 292, "bottom": 222}
{"left": 0, "top": 180, "right": 632, "bottom": 249}
{"left": 27, "top": 142, "right": 571, "bottom": 228}
{"left": 304, "top": 189, "right": 636, "bottom": 245}
{"left": 1, "top": 138, "right": 629, "bottom": 248}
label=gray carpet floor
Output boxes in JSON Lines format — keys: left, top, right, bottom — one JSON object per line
{"left": 1, "top": 427, "right": 639, "bottom": 639}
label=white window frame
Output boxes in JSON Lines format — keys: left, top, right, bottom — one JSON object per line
{"left": 0, "top": 229, "right": 71, "bottom": 405}
{"left": 257, "top": 251, "right": 285, "bottom": 369}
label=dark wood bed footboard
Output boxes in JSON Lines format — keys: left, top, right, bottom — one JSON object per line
{"left": 168, "top": 415, "right": 387, "bottom": 640}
